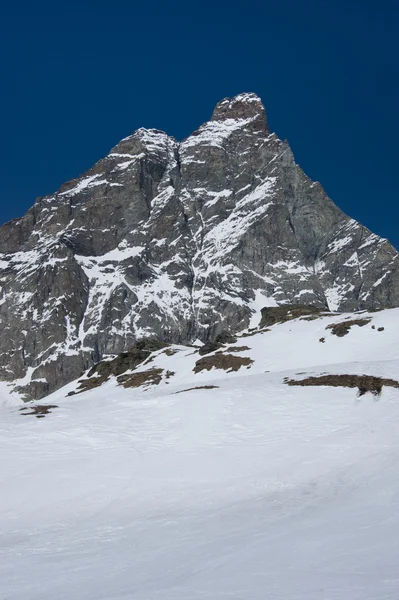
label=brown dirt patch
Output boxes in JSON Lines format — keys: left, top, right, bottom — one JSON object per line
{"left": 20, "top": 404, "right": 58, "bottom": 418}
{"left": 193, "top": 353, "right": 254, "bottom": 374}
{"left": 285, "top": 374, "right": 399, "bottom": 396}
{"left": 326, "top": 318, "right": 371, "bottom": 337}
{"left": 117, "top": 368, "right": 164, "bottom": 389}
{"left": 175, "top": 385, "right": 219, "bottom": 394}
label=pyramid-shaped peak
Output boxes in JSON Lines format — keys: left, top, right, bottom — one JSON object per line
{"left": 211, "top": 93, "right": 268, "bottom": 131}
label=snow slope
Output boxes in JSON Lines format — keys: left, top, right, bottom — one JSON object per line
{"left": 1, "top": 309, "right": 399, "bottom": 599}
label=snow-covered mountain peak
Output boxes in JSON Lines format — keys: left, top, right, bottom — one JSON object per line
{"left": 1, "top": 93, "right": 399, "bottom": 399}
{"left": 108, "top": 127, "right": 177, "bottom": 160}
{"left": 211, "top": 92, "right": 268, "bottom": 129}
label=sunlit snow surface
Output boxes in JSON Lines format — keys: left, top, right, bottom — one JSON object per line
{"left": 1, "top": 309, "right": 399, "bottom": 599}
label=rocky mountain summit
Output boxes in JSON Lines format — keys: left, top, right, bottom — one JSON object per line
{"left": 1, "top": 92, "right": 398, "bottom": 398}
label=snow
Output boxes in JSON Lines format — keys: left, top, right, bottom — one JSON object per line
{"left": 324, "top": 282, "right": 355, "bottom": 311}
{"left": 0, "top": 381, "right": 21, "bottom": 408}
{"left": 181, "top": 116, "right": 259, "bottom": 152}
{"left": 326, "top": 234, "right": 353, "bottom": 253}
{"left": 270, "top": 259, "right": 309, "bottom": 275}
{"left": 248, "top": 289, "right": 278, "bottom": 327}
{"left": 373, "top": 271, "right": 390, "bottom": 288}
{"left": 75, "top": 246, "right": 193, "bottom": 346}
{"left": 217, "top": 92, "right": 262, "bottom": 106}
{"left": 204, "top": 189, "right": 233, "bottom": 207}
{"left": 113, "top": 159, "right": 137, "bottom": 170}
{"left": 198, "top": 178, "right": 276, "bottom": 265}
{"left": 76, "top": 245, "right": 145, "bottom": 266}
{"left": 150, "top": 185, "right": 175, "bottom": 213}
{"left": 58, "top": 174, "right": 102, "bottom": 197}
{"left": 344, "top": 252, "right": 360, "bottom": 267}
{"left": 134, "top": 128, "right": 175, "bottom": 156}
{"left": 1, "top": 309, "right": 399, "bottom": 599}
{"left": 359, "top": 233, "right": 384, "bottom": 250}
{"left": 108, "top": 152, "right": 136, "bottom": 158}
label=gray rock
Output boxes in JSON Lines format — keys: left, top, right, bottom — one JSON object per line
{"left": 1, "top": 92, "right": 398, "bottom": 398}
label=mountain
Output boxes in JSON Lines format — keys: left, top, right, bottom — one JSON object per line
{"left": 1, "top": 92, "right": 399, "bottom": 399}
{"left": 2, "top": 307, "right": 399, "bottom": 599}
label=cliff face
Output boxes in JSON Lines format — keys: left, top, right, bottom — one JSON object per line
{"left": 1, "top": 92, "right": 398, "bottom": 398}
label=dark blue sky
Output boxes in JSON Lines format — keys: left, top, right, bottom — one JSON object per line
{"left": 1, "top": 1, "right": 398, "bottom": 247}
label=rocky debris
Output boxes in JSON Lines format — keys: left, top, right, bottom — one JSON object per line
{"left": 284, "top": 374, "right": 399, "bottom": 396}
{"left": 259, "top": 305, "right": 324, "bottom": 328}
{"left": 20, "top": 404, "right": 58, "bottom": 418}
{"left": 326, "top": 318, "right": 371, "bottom": 337}
{"left": 1, "top": 92, "right": 399, "bottom": 399}
{"left": 193, "top": 353, "right": 253, "bottom": 374}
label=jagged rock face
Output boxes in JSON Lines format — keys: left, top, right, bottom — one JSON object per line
{"left": 1, "top": 92, "right": 398, "bottom": 398}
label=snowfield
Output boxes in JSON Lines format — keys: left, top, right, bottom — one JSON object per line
{"left": 1, "top": 309, "right": 399, "bottom": 599}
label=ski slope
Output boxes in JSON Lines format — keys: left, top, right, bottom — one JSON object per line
{"left": 1, "top": 309, "right": 399, "bottom": 599}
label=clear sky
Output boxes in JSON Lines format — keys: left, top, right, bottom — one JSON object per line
{"left": 1, "top": 0, "right": 398, "bottom": 247}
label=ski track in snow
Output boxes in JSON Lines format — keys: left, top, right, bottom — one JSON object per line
{"left": 1, "top": 309, "right": 399, "bottom": 599}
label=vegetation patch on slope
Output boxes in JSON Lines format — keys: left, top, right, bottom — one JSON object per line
{"left": 226, "top": 345, "right": 251, "bottom": 353}
{"left": 194, "top": 353, "right": 253, "bottom": 374}
{"left": 69, "top": 339, "right": 168, "bottom": 395}
{"left": 117, "top": 368, "right": 164, "bottom": 389}
{"left": 326, "top": 318, "right": 371, "bottom": 337}
{"left": 259, "top": 305, "right": 325, "bottom": 329}
{"left": 285, "top": 374, "right": 399, "bottom": 396}
{"left": 88, "top": 339, "right": 168, "bottom": 378}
